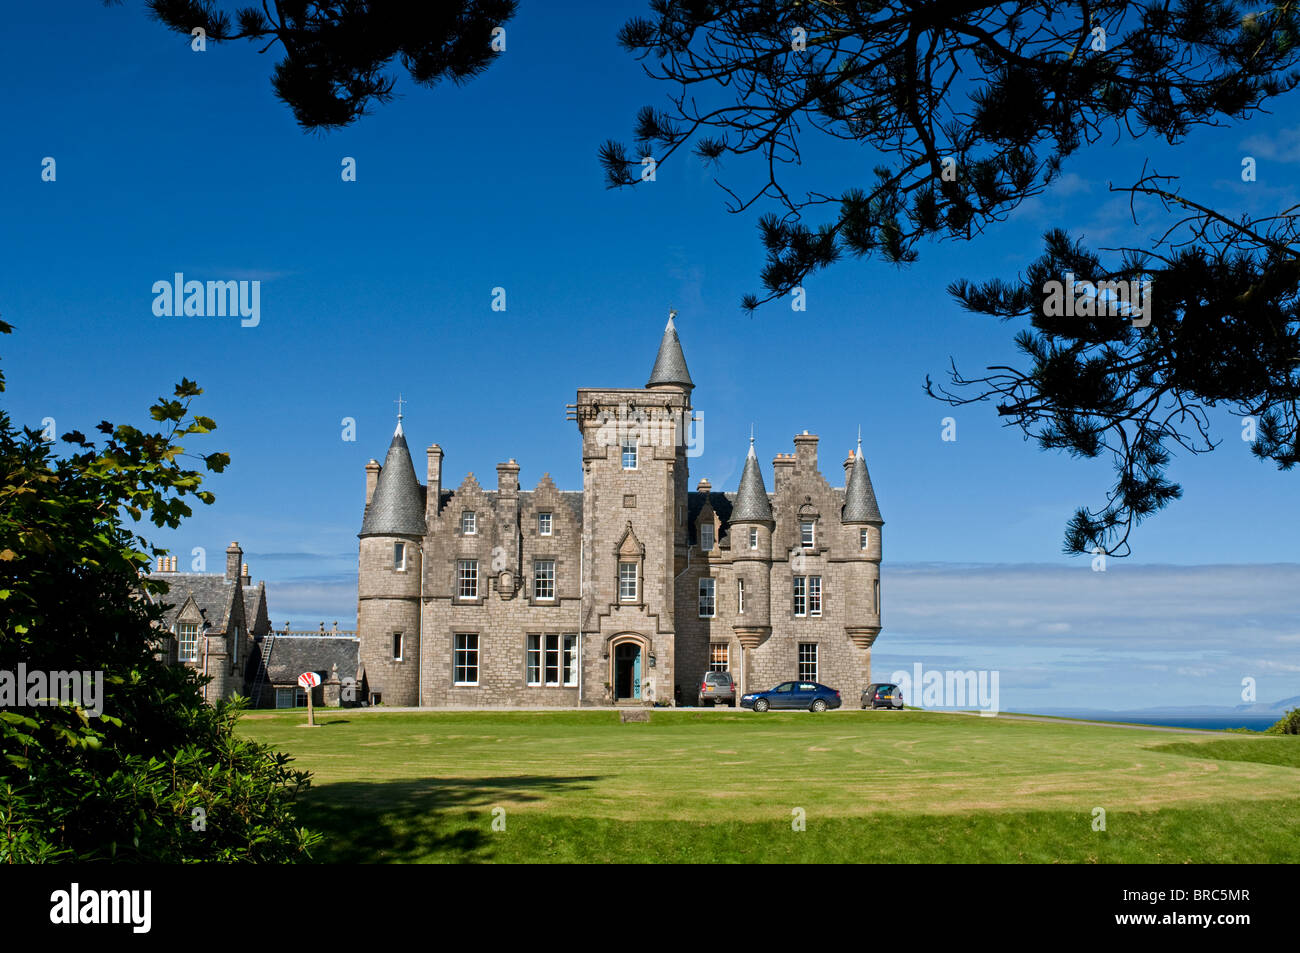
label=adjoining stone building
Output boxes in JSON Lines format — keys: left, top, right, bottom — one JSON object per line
{"left": 356, "top": 314, "right": 883, "bottom": 707}
{"left": 147, "top": 542, "right": 270, "bottom": 705}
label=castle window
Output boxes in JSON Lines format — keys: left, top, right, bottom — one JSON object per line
{"left": 454, "top": 634, "right": 479, "bottom": 685}
{"left": 178, "top": 622, "right": 199, "bottom": 662}
{"left": 544, "top": 633, "right": 561, "bottom": 685}
{"left": 860, "top": 529, "right": 869, "bottom": 551}
{"left": 749, "top": 528, "right": 758, "bottom": 550}
{"left": 538, "top": 512, "right": 552, "bottom": 536}
{"left": 709, "top": 643, "right": 730, "bottom": 671}
{"left": 457, "top": 560, "right": 479, "bottom": 599}
{"left": 874, "top": 578, "right": 880, "bottom": 613}
{"left": 800, "top": 520, "right": 815, "bottom": 548}
{"left": 700, "top": 524, "right": 714, "bottom": 552}
{"left": 534, "top": 560, "right": 555, "bottom": 601}
{"left": 392, "top": 632, "right": 403, "bottom": 661}
{"left": 461, "top": 511, "right": 476, "bottom": 535}
{"left": 698, "top": 578, "right": 716, "bottom": 618}
{"left": 622, "top": 437, "right": 638, "bottom": 470}
{"left": 618, "top": 562, "right": 638, "bottom": 601}
{"left": 563, "top": 634, "right": 578, "bottom": 686}
{"left": 794, "top": 575, "right": 822, "bottom": 617}
{"left": 526, "top": 634, "right": 541, "bottom": 685}
{"left": 798, "top": 643, "right": 819, "bottom": 681}
{"left": 737, "top": 578, "right": 745, "bottom": 614}
{"left": 394, "top": 541, "right": 406, "bottom": 570}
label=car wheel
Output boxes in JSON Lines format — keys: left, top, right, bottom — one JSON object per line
{"left": 754, "top": 698, "right": 769, "bottom": 712}
{"left": 811, "top": 699, "right": 827, "bottom": 713}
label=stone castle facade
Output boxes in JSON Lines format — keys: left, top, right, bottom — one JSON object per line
{"left": 356, "top": 315, "right": 883, "bottom": 707}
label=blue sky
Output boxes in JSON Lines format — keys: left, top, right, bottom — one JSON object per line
{"left": 2, "top": 2, "right": 1297, "bottom": 710}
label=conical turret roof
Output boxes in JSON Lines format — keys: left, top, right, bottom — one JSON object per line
{"left": 843, "top": 441, "right": 882, "bottom": 523}
{"left": 360, "top": 421, "right": 427, "bottom": 537}
{"left": 730, "top": 436, "right": 773, "bottom": 522}
{"left": 647, "top": 312, "right": 693, "bottom": 389}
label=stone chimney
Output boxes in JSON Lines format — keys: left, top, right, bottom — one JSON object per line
{"left": 793, "top": 431, "right": 819, "bottom": 470}
{"left": 426, "top": 444, "right": 443, "bottom": 523}
{"left": 497, "top": 459, "right": 520, "bottom": 497}
{"left": 844, "top": 450, "right": 856, "bottom": 485}
{"left": 772, "top": 452, "right": 796, "bottom": 494}
{"left": 225, "top": 542, "right": 242, "bottom": 583}
{"left": 365, "top": 459, "right": 381, "bottom": 506}
{"left": 242, "top": 562, "right": 249, "bottom": 580}
{"left": 696, "top": 477, "right": 711, "bottom": 493}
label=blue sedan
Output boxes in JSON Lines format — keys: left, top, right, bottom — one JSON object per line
{"left": 740, "top": 681, "right": 842, "bottom": 712}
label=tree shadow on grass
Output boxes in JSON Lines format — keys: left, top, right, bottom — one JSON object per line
{"left": 295, "top": 775, "right": 602, "bottom": 864}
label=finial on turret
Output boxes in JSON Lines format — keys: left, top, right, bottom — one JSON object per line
{"left": 856, "top": 425, "right": 862, "bottom": 458}
{"left": 393, "top": 393, "right": 406, "bottom": 435}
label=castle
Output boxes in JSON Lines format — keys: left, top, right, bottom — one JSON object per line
{"left": 356, "top": 314, "right": 883, "bottom": 707}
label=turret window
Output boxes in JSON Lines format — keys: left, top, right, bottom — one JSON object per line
{"left": 749, "top": 528, "right": 758, "bottom": 550}
{"left": 737, "top": 578, "right": 745, "bottom": 614}
{"left": 860, "top": 529, "right": 869, "bottom": 550}
{"left": 393, "top": 632, "right": 403, "bottom": 661}
{"left": 394, "top": 541, "right": 406, "bottom": 570}
{"left": 461, "top": 511, "right": 477, "bottom": 535}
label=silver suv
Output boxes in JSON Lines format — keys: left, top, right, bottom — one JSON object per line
{"left": 698, "top": 671, "right": 737, "bottom": 707}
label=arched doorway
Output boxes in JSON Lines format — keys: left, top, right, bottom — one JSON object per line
{"left": 613, "top": 642, "right": 642, "bottom": 701}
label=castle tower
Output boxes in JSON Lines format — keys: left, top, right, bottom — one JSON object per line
{"left": 728, "top": 434, "right": 774, "bottom": 698}
{"left": 574, "top": 311, "right": 692, "bottom": 704}
{"left": 842, "top": 433, "right": 884, "bottom": 653}
{"left": 357, "top": 415, "right": 425, "bottom": 706}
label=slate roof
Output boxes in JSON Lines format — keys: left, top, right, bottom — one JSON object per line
{"left": 146, "top": 572, "right": 239, "bottom": 633}
{"left": 647, "top": 314, "right": 693, "bottom": 389}
{"left": 730, "top": 442, "right": 773, "bottom": 522}
{"left": 264, "top": 635, "right": 360, "bottom": 685}
{"left": 842, "top": 448, "right": 883, "bottom": 523}
{"left": 360, "top": 424, "right": 428, "bottom": 537}
{"left": 242, "top": 582, "right": 271, "bottom": 636}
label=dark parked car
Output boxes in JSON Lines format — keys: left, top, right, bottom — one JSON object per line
{"left": 862, "top": 682, "right": 904, "bottom": 710}
{"left": 740, "top": 681, "right": 842, "bottom": 712}
{"left": 698, "top": 671, "right": 737, "bottom": 707}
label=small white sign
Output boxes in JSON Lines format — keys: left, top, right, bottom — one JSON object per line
{"left": 298, "top": 672, "right": 321, "bottom": 689}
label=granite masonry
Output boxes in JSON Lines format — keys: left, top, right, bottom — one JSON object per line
{"left": 357, "top": 314, "right": 883, "bottom": 707}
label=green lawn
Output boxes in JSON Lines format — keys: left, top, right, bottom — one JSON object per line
{"left": 239, "top": 709, "right": 1300, "bottom": 863}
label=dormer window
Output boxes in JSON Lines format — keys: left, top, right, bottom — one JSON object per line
{"left": 700, "top": 524, "right": 714, "bottom": 552}
{"left": 800, "top": 520, "right": 815, "bottom": 548}
{"left": 621, "top": 437, "right": 638, "bottom": 470}
{"left": 538, "top": 512, "right": 553, "bottom": 536}
{"left": 462, "top": 511, "right": 477, "bottom": 535}
{"left": 394, "top": 541, "right": 406, "bottom": 570}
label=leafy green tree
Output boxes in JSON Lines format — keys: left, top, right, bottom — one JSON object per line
{"left": 117, "top": 0, "right": 517, "bottom": 129}
{"left": 0, "top": 322, "right": 320, "bottom": 862}
{"left": 602, "top": 1, "right": 1300, "bottom": 555}
{"left": 1266, "top": 707, "right": 1300, "bottom": 734}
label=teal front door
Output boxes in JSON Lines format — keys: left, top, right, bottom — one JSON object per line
{"left": 614, "top": 643, "right": 642, "bottom": 699}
